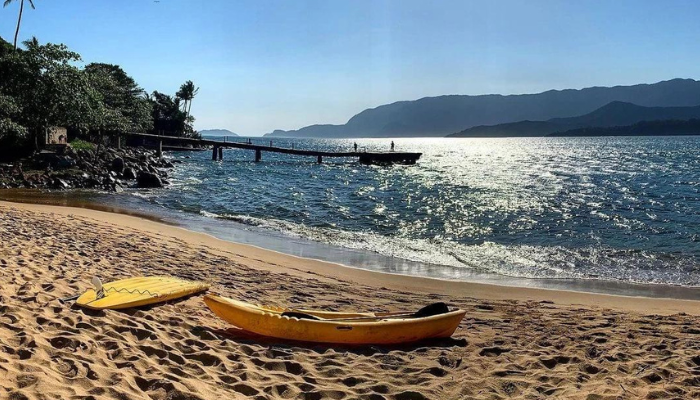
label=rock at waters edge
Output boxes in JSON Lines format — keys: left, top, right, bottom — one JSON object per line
{"left": 123, "top": 167, "right": 136, "bottom": 180}
{"left": 136, "top": 171, "right": 163, "bottom": 188}
{"left": 111, "top": 157, "right": 125, "bottom": 174}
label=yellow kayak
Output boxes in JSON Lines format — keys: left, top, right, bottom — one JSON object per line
{"left": 203, "top": 294, "right": 466, "bottom": 344}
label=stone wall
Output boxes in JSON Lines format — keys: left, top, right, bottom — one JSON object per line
{"left": 46, "top": 126, "right": 68, "bottom": 145}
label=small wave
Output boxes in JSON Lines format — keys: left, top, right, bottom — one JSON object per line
{"left": 199, "top": 210, "right": 221, "bottom": 219}
{"left": 197, "top": 211, "right": 700, "bottom": 286}
{"left": 131, "top": 192, "right": 157, "bottom": 200}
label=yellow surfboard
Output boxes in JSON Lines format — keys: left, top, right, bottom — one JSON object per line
{"left": 76, "top": 276, "right": 209, "bottom": 310}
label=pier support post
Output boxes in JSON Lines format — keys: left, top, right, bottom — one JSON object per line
{"left": 156, "top": 140, "right": 163, "bottom": 158}
{"left": 218, "top": 146, "right": 223, "bottom": 160}
{"left": 317, "top": 155, "right": 322, "bottom": 164}
{"left": 116, "top": 136, "right": 121, "bottom": 149}
{"left": 212, "top": 145, "right": 219, "bottom": 161}
{"left": 255, "top": 149, "right": 262, "bottom": 162}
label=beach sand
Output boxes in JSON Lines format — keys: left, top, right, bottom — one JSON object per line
{"left": 0, "top": 200, "right": 698, "bottom": 400}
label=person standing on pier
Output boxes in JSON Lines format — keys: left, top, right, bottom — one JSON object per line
{"left": 354, "top": 142, "right": 358, "bottom": 152}
{"left": 391, "top": 141, "right": 395, "bottom": 151}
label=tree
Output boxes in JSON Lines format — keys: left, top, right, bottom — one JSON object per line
{"left": 149, "top": 91, "right": 188, "bottom": 136}
{"left": 175, "top": 80, "right": 199, "bottom": 121}
{"left": 83, "top": 63, "right": 153, "bottom": 134}
{"left": 0, "top": 93, "right": 28, "bottom": 160}
{"left": 0, "top": 33, "right": 202, "bottom": 158}
{"left": 3, "top": 0, "right": 36, "bottom": 51}
{"left": 0, "top": 37, "right": 155, "bottom": 150}
{"left": 0, "top": 37, "right": 88, "bottom": 148}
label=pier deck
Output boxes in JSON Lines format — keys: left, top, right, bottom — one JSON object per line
{"left": 128, "top": 133, "right": 421, "bottom": 165}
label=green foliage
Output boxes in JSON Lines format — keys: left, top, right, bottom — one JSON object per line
{"left": 0, "top": 93, "right": 25, "bottom": 132}
{"left": 68, "top": 138, "right": 95, "bottom": 151}
{"left": 150, "top": 91, "right": 182, "bottom": 134}
{"left": 0, "top": 93, "right": 28, "bottom": 159}
{"left": 149, "top": 89, "right": 197, "bottom": 137}
{"left": 0, "top": 34, "right": 200, "bottom": 159}
{"left": 83, "top": 63, "right": 153, "bottom": 133}
{"left": 1, "top": 37, "right": 91, "bottom": 135}
{"left": 176, "top": 80, "right": 199, "bottom": 117}
{"left": 0, "top": 32, "right": 202, "bottom": 158}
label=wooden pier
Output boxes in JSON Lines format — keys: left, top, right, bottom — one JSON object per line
{"left": 127, "top": 133, "right": 422, "bottom": 165}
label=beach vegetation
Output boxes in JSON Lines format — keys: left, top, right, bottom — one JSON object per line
{"left": 149, "top": 90, "right": 199, "bottom": 139}
{"left": 0, "top": 34, "right": 201, "bottom": 161}
{"left": 176, "top": 80, "right": 199, "bottom": 123}
{"left": 68, "top": 138, "right": 95, "bottom": 151}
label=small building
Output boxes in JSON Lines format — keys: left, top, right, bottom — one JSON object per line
{"left": 46, "top": 126, "right": 68, "bottom": 145}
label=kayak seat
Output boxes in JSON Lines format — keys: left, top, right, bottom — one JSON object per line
{"left": 413, "top": 302, "right": 450, "bottom": 318}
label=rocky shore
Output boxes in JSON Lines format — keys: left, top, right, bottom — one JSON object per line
{"left": 0, "top": 145, "right": 176, "bottom": 192}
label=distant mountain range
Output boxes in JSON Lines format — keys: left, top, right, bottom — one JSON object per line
{"left": 265, "top": 79, "right": 700, "bottom": 138}
{"left": 449, "top": 101, "right": 700, "bottom": 137}
{"left": 199, "top": 129, "right": 238, "bottom": 137}
{"left": 549, "top": 119, "right": 700, "bottom": 137}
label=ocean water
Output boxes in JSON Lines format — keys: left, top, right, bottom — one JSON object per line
{"left": 134, "top": 136, "right": 699, "bottom": 287}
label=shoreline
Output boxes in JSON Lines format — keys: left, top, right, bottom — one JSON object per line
{"left": 2, "top": 189, "right": 700, "bottom": 301}
{"left": 2, "top": 199, "right": 698, "bottom": 315}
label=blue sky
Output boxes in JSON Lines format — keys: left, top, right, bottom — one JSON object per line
{"left": 1, "top": 0, "right": 699, "bottom": 135}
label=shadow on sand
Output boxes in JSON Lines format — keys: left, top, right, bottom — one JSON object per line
{"left": 201, "top": 326, "right": 467, "bottom": 355}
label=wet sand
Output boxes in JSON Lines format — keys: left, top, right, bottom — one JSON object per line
{"left": 0, "top": 200, "right": 699, "bottom": 400}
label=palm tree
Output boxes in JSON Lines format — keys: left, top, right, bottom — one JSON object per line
{"left": 3, "top": 0, "right": 36, "bottom": 51}
{"left": 176, "top": 80, "right": 199, "bottom": 121}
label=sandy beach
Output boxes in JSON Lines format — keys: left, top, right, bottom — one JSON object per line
{"left": 0, "top": 200, "right": 698, "bottom": 400}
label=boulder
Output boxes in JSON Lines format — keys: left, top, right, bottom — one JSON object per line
{"left": 136, "top": 171, "right": 163, "bottom": 188}
{"left": 111, "top": 157, "right": 125, "bottom": 174}
{"left": 103, "top": 175, "right": 116, "bottom": 185}
{"left": 52, "top": 178, "right": 69, "bottom": 190}
{"left": 38, "top": 153, "right": 76, "bottom": 170}
{"left": 84, "top": 177, "right": 101, "bottom": 188}
{"left": 123, "top": 167, "right": 136, "bottom": 180}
